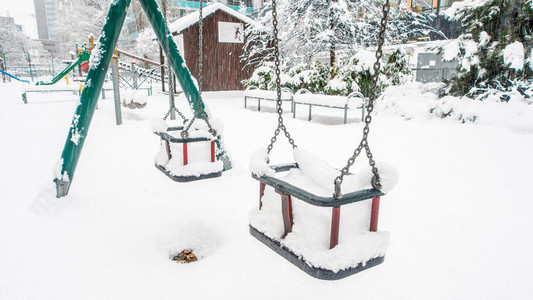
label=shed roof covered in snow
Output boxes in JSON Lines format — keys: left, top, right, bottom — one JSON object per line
{"left": 169, "top": 3, "right": 258, "bottom": 35}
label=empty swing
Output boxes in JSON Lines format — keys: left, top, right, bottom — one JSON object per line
{"left": 153, "top": 1, "right": 224, "bottom": 182}
{"left": 248, "top": 0, "right": 396, "bottom": 280}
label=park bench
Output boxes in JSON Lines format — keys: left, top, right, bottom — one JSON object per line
{"left": 22, "top": 85, "right": 82, "bottom": 104}
{"left": 292, "top": 88, "right": 366, "bottom": 124}
{"left": 244, "top": 85, "right": 294, "bottom": 112}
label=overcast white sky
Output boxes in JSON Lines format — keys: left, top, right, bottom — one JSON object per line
{"left": 0, "top": 0, "right": 38, "bottom": 39}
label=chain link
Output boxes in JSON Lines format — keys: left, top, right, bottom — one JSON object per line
{"left": 160, "top": 1, "right": 187, "bottom": 124}
{"left": 163, "top": 106, "right": 187, "bottom": 122}
{"left": 266, "top": 0, "right": 297, "bottom": 155}
{"left": 162, "top": 0, "right": 177, "bottom": 121}
{"left": 334, "top": 0, "right": 390, "bottom": 199}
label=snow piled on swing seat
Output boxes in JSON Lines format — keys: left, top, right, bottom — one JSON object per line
{"left": 248, "top": 148, "right": 397, "bottom": 272}
{"left": 249, "top": 148, "right": 275, "bottom": 177}
{"left": 249, "top": 186, "right": 390, "bottom": 272}
{"left": 249, "top": 148, "right": 398, "bottom": 196}
{"left": 154, "top": 125, "right": 223, "bottom": 177}
{"left": 154, "top": 139, "right": 223, "bottom": 177}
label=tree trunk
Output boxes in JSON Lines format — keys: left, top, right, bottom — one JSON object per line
{"left": 330, "top": 43, "right": 335, "bottom": 79}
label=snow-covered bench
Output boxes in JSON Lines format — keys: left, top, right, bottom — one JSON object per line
{"left": 292, "top": 89, "right": 366, "bottom": 124}
{"left": 244, "top": 85, "right": 294, "bottom": 112}
{"left": 22, "top": 85, "right": 82, "bottom": 104}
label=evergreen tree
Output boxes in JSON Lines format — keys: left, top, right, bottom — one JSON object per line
{"left": 442, "top": 0, "right": 533, "bottom": 98}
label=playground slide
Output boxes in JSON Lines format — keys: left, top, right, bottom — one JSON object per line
{"left": 0, "top": 69, "right": 30, "bottom": 84}
{"left": 35, "top": 50, "right": 91, "bottom": 86}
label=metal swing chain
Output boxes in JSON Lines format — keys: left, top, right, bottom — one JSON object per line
{"left": 163, "top": 76, "right": 188, "bottom": 122}
{"left": 161, "top": 3, "right": 187, "bottom": 123}
{"left": 266, "top": 0, "right": 297, "bottom": 154}
{"left": 164, "top": 107, "right": 188, "bottom": 122}
{"left": 333, "top": 0, "right": 390, "bottom": 199}
{"left": 182, "top": 0, "right": 217, "bottom": 139}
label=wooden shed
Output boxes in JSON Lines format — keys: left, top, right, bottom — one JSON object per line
{"left": 170, "top": 3, "right": 257, "bottom": 91}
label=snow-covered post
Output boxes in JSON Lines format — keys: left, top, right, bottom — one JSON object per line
{"left": 111, "top": 54, "right": 122, "bottom": 125}
{"left": 131, "top": 62, "right": 139, "bottom": 88}
{"left": 55, "top": 0, "right": 132, "bottom": 197}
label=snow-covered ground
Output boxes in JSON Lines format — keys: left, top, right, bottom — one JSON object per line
{"left": 1, "top": 80, "right": 533, "bottom": 299}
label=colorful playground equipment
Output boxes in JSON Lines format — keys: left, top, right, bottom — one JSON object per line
{"left": 54, "top": 0, "right": 231, "bottom": 197}
{"left": 20, "top": 50, "right": 87, "bottom": 103}
{"left": 248, "top": 0, "right": 393, "bottom": 280}
{"left": 35, "top": 50, "right": 91, "bottom": 86}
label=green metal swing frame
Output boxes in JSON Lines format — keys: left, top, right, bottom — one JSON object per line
{"left": 54, "top": 0, "right": 229, "bottom": 197}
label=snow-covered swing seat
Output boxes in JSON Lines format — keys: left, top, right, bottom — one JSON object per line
{"left": 248, "top": 0, "right": 396, "bottom": 280}
{"left": 151, "top": 2, "right": 225, "bottom": 182}
{"left": 153, "top": 123, "right": 224, "bottom": 182}
{"left": 249, "top": 148, "right": 397, "bottom": 280}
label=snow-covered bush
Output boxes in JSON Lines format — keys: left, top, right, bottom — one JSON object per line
{"left": 378, "top": 81, "right": 533, "bottom": 129}
{"left": 242, "top": 61, "right": 330, "bottom": 93}
{"left": 243, "top": 49, "right": 413, "bottom": 97}
{"left": 383, "top": 49, "right": 413, "bottom": 86}
{"left": 331, "top": 50, "right": 384, "bottom": 97}
{"left": 442, "top": 0, "right": 533, "bottom": 98}
{"left": 241, "top": 63, "right": 275, "bottom": 90}
{"left": 292, "top": 62, "right": 330, "bottom": 94}
{"left": 325, "top": 77, "right": 350, "bottom": 96}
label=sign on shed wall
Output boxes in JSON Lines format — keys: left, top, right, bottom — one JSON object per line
{"left": 218, "top": 21, "right": 244, "bottom": 43}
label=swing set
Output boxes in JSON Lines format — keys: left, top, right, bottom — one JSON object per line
{"left": 54, "top": 0, "right": 230, "bottom": 197}
{"left": 52, "top": 0, "right": 394, "bottom": 281}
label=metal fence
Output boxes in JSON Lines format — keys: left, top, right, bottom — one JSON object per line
{"left": 2, "top": 65, "right": 54, "bottom": 81}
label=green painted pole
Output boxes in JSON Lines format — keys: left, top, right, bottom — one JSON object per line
{"left": 55, "top": 0, "right": 132, "bottom": 197}
{"left": 138, "top": 0, "right": 205, "bottom": 116}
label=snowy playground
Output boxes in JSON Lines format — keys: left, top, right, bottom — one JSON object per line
{"left": 1, "top": 79, "right": 533, "bottom": 298}
{"left": 2, "top": 0, "right": 533, "bottom": 298}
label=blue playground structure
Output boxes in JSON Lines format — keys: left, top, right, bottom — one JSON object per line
{"left": 0, "top": 69, "right": 30, "bottom": 84}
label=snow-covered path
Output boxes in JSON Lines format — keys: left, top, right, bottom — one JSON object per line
{"left": 1, "top": 82, "right": 532, "bottom": 299}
